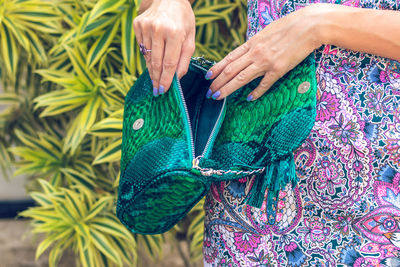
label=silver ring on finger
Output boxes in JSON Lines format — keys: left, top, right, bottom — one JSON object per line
{"left": 139, "top": 43, "right": 152, "bottom": 56}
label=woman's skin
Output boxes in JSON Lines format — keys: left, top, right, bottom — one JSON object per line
{"left": 134, "top": 0, "right": 195, "bottom": 96}
{"left": 134, "top": 0, "right": 400, "bottom": 100}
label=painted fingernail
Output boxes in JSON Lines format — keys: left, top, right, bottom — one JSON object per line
{"left": 152, "top": 80, "right": 154, "bottom": 86}
{"left": 159, "top": 85, "right": 165, "bottom": 95}
{"left": 206, "top": 89, "right": 212, "bottom": 99}
{"left": 205, "top": 70, "right": 213, "bottom": 80}
{"left": 247, "top": 95, "right": 254, "bottom": 102}
{"left": 211, "top": 90, "right": 221, "bottom": 100}
{"left": 153, "top": 87, "right": 158, "bottom": 97}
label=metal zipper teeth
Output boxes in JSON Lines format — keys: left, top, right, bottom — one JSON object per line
{"left": 176, "top": 74, "right": 196, "bottom": 161}
{"left": 191, "top": 61, "right": 227, "bottom": 159}
{"left": 201, "top": 98, "right": 226, "bottom": 158}
{"left": 179, "top": 62, "right": 226, "bottom": 164}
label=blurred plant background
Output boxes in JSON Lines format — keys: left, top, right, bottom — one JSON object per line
{"left": 0, "top": 0, "right": 247, "bottom": 266}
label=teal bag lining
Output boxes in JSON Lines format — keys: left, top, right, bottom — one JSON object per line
{"left": 179, "top": 64, "right": 225, "bottom": 158}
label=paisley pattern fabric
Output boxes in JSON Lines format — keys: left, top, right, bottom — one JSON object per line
{"left": 203, "top": 0, "right": 400, "bottom": 266}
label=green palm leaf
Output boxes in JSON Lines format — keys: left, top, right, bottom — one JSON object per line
{"left": 63, "top": 96, "right": 101, "bottom": 153}
{"left": 79, "top": 14, "right": 117, "bottom": 40}
{"left": 0, "top": 25, "right": 19, "bottom": 78}
{"left": 194, "top": 3, "right": 238, "bottom": 25}
{"left": 65, "top": 44, "right": 96, "bottom": 88}
{"left": 121, "top": 5, "right": 136, "bottom": 73}
{"left": 2, "top": 16, "right": 30, "bottom": 51}
{"left": 92, "top": 138, "right": 121, "bottom": 165}
{"left": 86, "top": 19, "right": 120, "bottom": 68}
{"left": 88, "top": 0, "right": 125, "bottom": 22}
{"left": 90, "top": 228, "right": 122, "bottom": 265}
{"left": 90, "top": 117, "right": 122, "bottom": 137}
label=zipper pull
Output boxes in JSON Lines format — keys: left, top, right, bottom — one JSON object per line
{"left": 192, "top": 156, "right": 201, "bottom": 169}
{"left": 191, "top": 157, "right": 202, "bottom": 176}
{"left": 191, "top": 156, "right": 224, "bottom": 177}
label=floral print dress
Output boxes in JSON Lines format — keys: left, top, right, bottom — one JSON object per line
{"left": 203, "top": 0, "right": 400, "bottom": 266}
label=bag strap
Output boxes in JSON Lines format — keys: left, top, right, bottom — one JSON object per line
{"left": 191, "top": 156, "right": 265, "bottom": 177}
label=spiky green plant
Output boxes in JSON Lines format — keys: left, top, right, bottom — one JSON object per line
{"left": 0, "top": 0, "right": 247, "bottom": 266}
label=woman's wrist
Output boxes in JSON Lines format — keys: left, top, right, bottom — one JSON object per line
{"left": 301, "top": 4, "right": 365, "bottom": 48}
{"left": 304, "top": 4, "right": 355, "bottom": 46}
{"left": 300, "top": 4, "right": 339, "bottom": 49}
{"left": 286, "top": 4, "right": 327, "bottom": 54}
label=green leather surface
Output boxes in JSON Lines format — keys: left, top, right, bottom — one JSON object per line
{"left": 117, "top": 56, "right": 317, "bottom": 234}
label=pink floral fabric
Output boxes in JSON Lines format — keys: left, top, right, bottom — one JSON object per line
{"left": 203, "top": 0, "right": 400, "bottom": 266}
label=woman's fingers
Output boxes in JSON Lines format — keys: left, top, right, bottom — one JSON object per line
{"left": 157, "top": 34, "right": 183, "bottom": 95}
{"left": 150, "top": 31, "right": 165, "bottom": 96}
{"left": 133, "top": 17, "right": 153, "bottom": 78}
{"left": 206, "top": 42, "right": 250, "bottom": 80}
{"left": 140, "top": 22, "right": 192, "bottom": 97}
{"left": 209, "top": 64, "right": 262, "bottom": 100}
{"left": 206, "top": 42, "right": 258, "bottom": 100}
{"left": 153, "top": 34, "right": 195, "bottom": 95}
{"left": 201, "top": 4, "right": 319, "bottom": 102}
{"left": 209, "top": 56, "right": 251, "bottom": 91}
{"left": 133, "top": 20, "right": 150, "bottom": 76}
{"left": 204, "top": 35, "right": 287, "bottom": 101}
{"left": 248, "top": 71, "right": 281, "bottom": 101}
{"left": 133, "top": 0, "right": 196, "bottom": 97}
{"left": 177, "top": 31, "right": 196, "bottom": 79}
{"left": 142, "top": 35, "right": 153, "bottom": 77}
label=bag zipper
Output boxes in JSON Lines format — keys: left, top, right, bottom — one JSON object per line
{"left": 176, "top": 58, "right": 264, "bottom": 177}
{"left": 200, "top": 99, "right": 226, "bottom": 159}
{"left": 175, "top": 74, "right": 196, "bottom": 161}
{"left": 175, "top": 63, "right": 226, "bottom": 168}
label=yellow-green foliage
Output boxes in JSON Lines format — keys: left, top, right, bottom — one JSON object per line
{"left": 0, "top": 0, "right": 247, "bottom": 266}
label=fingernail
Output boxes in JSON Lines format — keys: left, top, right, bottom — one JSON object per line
{"left": 159, "top": 85, "right": 165, "bottom": 95}
{"left": 152, "top": 80, "right": 154, "bottom": 86}
{"left": 153, "top": 87, "right": 158, "bottom": 97}
{"left": 206, "top": 89, "right": 212, "bottom": 99}
{"left": 205, "top": 70, "right": 213, "bottom": 80}
{"left": 247, "top": 95, "right": 254, "bottom": 102}
{"left": 211, "top": 90, "right": 221, "bottom": 100}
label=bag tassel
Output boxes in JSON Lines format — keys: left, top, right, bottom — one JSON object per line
{"left": 245, "top": 155, "right": 298, "bottom": 225}
{"left": 245, "top": 162, "right": 275, "bottom": 208}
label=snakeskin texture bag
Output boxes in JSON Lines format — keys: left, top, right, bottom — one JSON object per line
{"left": 117, "top": 56, "right": 317, "bottom": 234}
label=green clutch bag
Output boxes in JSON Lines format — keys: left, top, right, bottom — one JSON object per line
{"left": 117, "top": 56, "right": 317, "bottom": 234}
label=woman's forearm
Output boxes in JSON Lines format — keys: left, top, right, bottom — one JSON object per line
{"left": 309, "top": 4, "right": 400, "bottom": 61}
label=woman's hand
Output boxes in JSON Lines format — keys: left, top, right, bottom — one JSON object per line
{"left": 134, "top": 0, "right": 195, "bottom": 96}
{"left": 205, "top": 6, "right": 322, "bottom": 101}
{"left": 206, "top": 3, "right": 400, "bottom": 101}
